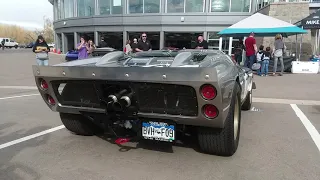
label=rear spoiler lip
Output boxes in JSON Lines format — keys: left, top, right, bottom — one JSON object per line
{"left": 32, "top": 65, "right": 219, "bottom": 83}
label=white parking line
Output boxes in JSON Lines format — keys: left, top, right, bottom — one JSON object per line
{"left": 0, "top": 94, "right": 40, "bottom": 100}
{"left": 254, "top": 97, "right": 320, "bottom": 106}
{"left": 290, "top": 104, "right": 320, "bottom": 152}
{"left": 0, "top": 86, "right": 38, "bottom": 90}
{"left": 0, "top": 125, "right": 65, "bottom": 150}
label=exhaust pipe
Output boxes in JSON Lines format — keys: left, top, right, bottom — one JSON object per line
{"left": 107, "top": 89, "right": 127, "bottom": 104}
{"left": 112, "top": 92, "right": 134, "bottom": 111}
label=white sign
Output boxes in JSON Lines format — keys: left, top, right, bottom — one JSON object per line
{"left": 306, "top": 20, "right": 320, "bottom": 25}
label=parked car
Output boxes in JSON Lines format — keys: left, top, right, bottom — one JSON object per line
{"left": 32, "top": 49, "right": 258, "bottom": 156}
{"left": 65, "top": 47, "right": 118, "bottom": 61}
{"left": 0, "top": 37, "right": 19, "bottom": 49}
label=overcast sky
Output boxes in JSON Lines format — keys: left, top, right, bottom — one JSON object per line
{"left": 0, "top": 0, "right": 53, "bottom": 30}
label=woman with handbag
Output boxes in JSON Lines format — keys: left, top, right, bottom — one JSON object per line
{"left": 272, "top": 34, "right": 286, "bottom": 76}
{"left": 32, "top": 35, "right": 50, "bottom": 66}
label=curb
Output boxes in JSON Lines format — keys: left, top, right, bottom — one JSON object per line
{"left": 49, "top": 52, "right": 65, "bottom": 56}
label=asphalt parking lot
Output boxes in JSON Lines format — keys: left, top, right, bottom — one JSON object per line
{"left": 0, "top": 49, "right": 319, "bottom": 180}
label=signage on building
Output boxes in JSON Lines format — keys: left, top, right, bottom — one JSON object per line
{"left": 305, "top": 20, "right": 320, "bottom": 25}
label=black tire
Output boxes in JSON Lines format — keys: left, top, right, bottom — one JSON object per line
{"left": 60, "top": 113, "right": 103, "bottom": 136}
{"left": 59, "top": 83, "right": 103, "bottom": 136}
{"left": 197, "top": 83, "right": 241, "bottom": 156}
{"left": 14, "top": 45, "right": 18, "bottom": 49}
{"left": 241, "top": 89, "right": 252, "bottom": 111}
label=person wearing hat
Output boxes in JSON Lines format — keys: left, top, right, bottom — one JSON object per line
{"left": 32, "top": 35, "right": 50, "bottom": 66}
{"left": 244, "top": 32, "right": 257, "bottom": 69}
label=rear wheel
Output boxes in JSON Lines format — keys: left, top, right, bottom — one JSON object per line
{"left": 60, "top": 113, "right": 103, "bottom": 136}
{"left": 197, "top": 83, "right": 241, "bottom": 156}
{"left": 59, "top": 83, "right": 103, "bottom": 136}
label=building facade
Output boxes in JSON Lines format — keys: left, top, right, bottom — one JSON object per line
{"left": 49, "top": 0, "right": 318, "bottom": 55}
{"left": 50, "top": 0, "right": 260, "bottom": 54}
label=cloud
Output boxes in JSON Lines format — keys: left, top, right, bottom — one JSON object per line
{"left": 0, "top": 20, "right": 43, "bottom": 31}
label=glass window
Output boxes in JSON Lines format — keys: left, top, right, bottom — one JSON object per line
{"left": 64, "top": 0, "right": 74, "bottom": 18}
{"left": 57, "top": 0, "right": 62, "bottom": 19}
{"left": 128, "top": 0, "right": 160, "bottom": 13}
{"left": 185, "top": 0, "right": 204, "bottom": 12}
{"left": 166, "top": 0, "right": 184, "bottom": 13}
{"left": 77, "top": 0, "right": 95, "bottom": 17}
{"left": 128, "top": 0, "right": 143, "bottom": 13}
{"left": 211, "top": 0, "right": 230, "bottom": 12}
{"left": 99, "top": 0, "right": 111, "bottom": 15}
{"left": 230, "top": 0, "right": 250, "bottom": 12}
{"left": 207, "top": 32, "right": 220, "bottom": 49}
{"left": 144, "top": 0, "right": 160, "bottom": 13}
{"left": 112, "top": 0, "right": 123, "bottom": 14}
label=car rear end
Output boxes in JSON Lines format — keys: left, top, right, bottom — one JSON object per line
{"left": 34, "top": 65, "right": 228, "bottom": 143}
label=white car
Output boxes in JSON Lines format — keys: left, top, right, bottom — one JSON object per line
{"left": 0, "top": 37, "right": 19, "bottom": 49}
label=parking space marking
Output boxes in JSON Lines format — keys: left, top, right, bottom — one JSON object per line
{"left": 0, "top": 86, "right": 38, "bottom": 90}
{"left": 290, "top": 104, "right": 320, "bottom": 152}
{"left": 0, "top": 94, "right": 39, "bottom": 100}
{"left": 254, "top": 97, "right": 320, "bottom": 106}
{"left": 0, "top": 125, "right": 65, "bottom": 150}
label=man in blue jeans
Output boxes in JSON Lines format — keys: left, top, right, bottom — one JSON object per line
{"left": 244, "top": 32, "right": 257, "bottom": 69}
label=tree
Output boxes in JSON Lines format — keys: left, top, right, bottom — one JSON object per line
{"left": 0, "top": 24, "right": 37, "bottom": 44}
{"left": 34, "top": 16, "right": 54, "bottom": 43}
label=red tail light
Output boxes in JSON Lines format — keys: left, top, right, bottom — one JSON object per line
{"left": 200, "top": 84, "right": 217, "bottom": 100}
{"left": 47, "top": 95, "right": 55, "bottom": 105}
{"left": 40, "top": 79, "right": 48, "bottom": 90}
{"left": 203, "top": 104, "right": 218, "bottom": 118}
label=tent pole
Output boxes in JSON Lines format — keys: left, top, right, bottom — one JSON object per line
{"left": 299, "top": 34, "right": 302, "bottom": 61}
{"left": 228, "top": 37, "right": 233, "bottom": 56}
{"left": 313, "top": 30, "right": 316, "bottom": 55}
{"left": 316, "top": 30, "right": 318, "bottom": 55}
{"left": 315, "top": 29, "right": 320, "bottom": 55}
{"left": 295, "top": 34, "right": 298, "bottom": 59}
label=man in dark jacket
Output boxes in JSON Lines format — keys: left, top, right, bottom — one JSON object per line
{"left": 99, "top": 37, "right": 107, "bottom": 48}
{"left": 1, "top": 39, "right": 5, "bottom": 50}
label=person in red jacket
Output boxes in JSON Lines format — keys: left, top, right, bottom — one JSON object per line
{"left": 244, "top": 32, "right": 258, "bottom": 69}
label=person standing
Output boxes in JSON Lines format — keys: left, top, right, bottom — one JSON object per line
{"left": 261, "top": 47, "right": 271, "bottom": 76}
{"left": 1, "top": 39, "right": 5, "bottom": 50}
{"left": 234, "top": 39, "right": 245, "bottom": 65}
{"left": 32, "top": 35, "right": 50, "bottom": 66}
{"left": 135, "top": 33, "right": 152, "bottom": 52}
{"left": 272, "top": 34, "right": 285, "bottom": 76}
{"left": 77, "top": 36, "right": 89, "bottom": 60}
{"left": 124, "top": 40, "right": 132, "bottom": 55}
{"left": 195, "top": 35, "right": 208, "bottom": 49}
{"left": 99, "top": 36, "right": 107, "bottom": 48}
{"left": 256, "top": 45, "right": 265, "bottom": 76}
{"left": 131, "top": 38, "right": 138, "bottom": 53}
{"left": 87, "top": 39, "right": 96, "bottom": 58}
{"left": 244, "top": 32, "right": 257, "bottom": 69}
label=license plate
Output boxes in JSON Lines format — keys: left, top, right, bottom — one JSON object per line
{"left": 142, "top": 121, "right": 175, "bottom": 142}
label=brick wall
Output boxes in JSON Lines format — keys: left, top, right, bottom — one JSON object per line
{"left": 256, "top": 2, "right": 311, "bottom": 60}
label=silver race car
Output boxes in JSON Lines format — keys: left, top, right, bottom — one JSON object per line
{"left": 33, "top": 49, "right": 257, "bottom": 156}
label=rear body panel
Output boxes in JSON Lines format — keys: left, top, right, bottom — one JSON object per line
{"left": 33, "top": 50, "right": 253, "bottom": 128}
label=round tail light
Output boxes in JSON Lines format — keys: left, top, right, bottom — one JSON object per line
{"left": 200, "top": 84, "right": 217, "bottom": 100}
{"left": 47, "top": 95, "right": 55, "bottom": 105}
{"left": 203, "top": 104, "right": 218, "bottom": 118}
{"left": 40, "top": 79, "right": 48, "bottom": 90}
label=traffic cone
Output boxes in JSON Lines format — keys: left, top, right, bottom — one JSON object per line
{"left": 57, "top": 49, "right": 61, "bottom": 54}
{"left": 53, "top": 48, "right": 56, "bottom": 53}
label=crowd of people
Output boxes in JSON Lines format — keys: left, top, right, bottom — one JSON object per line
{"left": 240, "top": 32, "right": 286, "bottom": 76}
{"left": 31, "top": 31, "right": 287, "bottom": 77}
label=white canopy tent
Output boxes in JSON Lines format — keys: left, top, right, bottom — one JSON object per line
{"left": 218, "top": 13, "right": 307, "bottom": 59}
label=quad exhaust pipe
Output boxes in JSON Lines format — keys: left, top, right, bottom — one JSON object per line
{"left": 112, "top": 92, "right": 134, "bottom": 111}
{"left": 107, "top": 89, "right": 127, "bottom": 104}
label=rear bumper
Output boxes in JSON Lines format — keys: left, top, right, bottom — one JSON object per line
{"left": 33, "top": 65, "right": 229, "bottom": 128}
{"left": 54, "top": 104, "right": 227, "bottom": 128}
